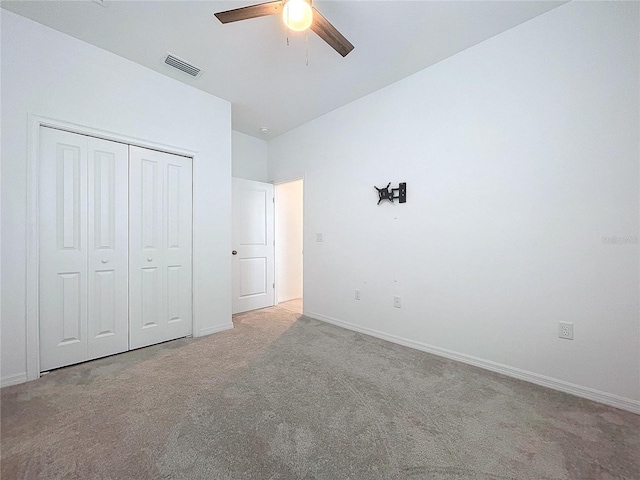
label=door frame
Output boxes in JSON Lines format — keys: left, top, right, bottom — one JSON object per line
{"left": 25, "top": 114, "right": 197, "bottom": 381}
{"left": 272, "top": 175, "right": 305, "bottom": 313}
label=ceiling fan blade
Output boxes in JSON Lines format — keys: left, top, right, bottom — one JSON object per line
{"left": 310, "top": 7, "right": 354, "bottom": 57}
{"left": 214, "top": 1, "right": 282, "bottom": 24}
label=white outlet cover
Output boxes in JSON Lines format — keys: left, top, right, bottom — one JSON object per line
{"left": 559, "top": 321, "right": 574, "bottom": 340}
{"left": 394, "top": 296, "right": 401, "bottom": 308}
{"left": 316, "top": 233, "right": 323, "bottom": 242}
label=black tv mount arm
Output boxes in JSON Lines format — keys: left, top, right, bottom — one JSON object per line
{"left": 374, "top": 182, "right": 406, "bottom": 205}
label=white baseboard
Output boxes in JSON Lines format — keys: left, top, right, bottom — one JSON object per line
{"left": 197, "top": 322, "right": 234, "bottom": 337}
{"left": 305, "top": 311, "right": 640, "bottom": 415}
{"left": 1, "top": 372, "right": 28, "bottom": 388}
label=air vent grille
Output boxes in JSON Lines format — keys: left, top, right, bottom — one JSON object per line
{"left": 164, "top": 54, "right": 202, "bottom": 78}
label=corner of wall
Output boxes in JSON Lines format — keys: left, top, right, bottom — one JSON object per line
{"left": 232, "top": 130, "right": 269, "bottom": 182}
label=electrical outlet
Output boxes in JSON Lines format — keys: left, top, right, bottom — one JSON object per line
{"left": 354, "top": 289, "right": 361, "bottom": 300}
{"left": 559, "top": 321, "right": 574, "bottom": 340}
{"left": 394, "top": 296, "right": 401, "bottom": 308}
{"left": 316, "top": 233, "right": 323, "bottom": 242}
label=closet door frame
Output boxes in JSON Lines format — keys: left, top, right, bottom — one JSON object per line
{"left": 25, "top": 115, "right": 196, "bottom": 381}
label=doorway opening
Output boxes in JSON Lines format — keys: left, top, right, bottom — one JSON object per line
{"left": 274, "top": 179, "right": 304, "bottom": 315}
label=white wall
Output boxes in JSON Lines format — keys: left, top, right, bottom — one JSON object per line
{"left": 232, "top": 130, "right": 268, "bottom": 182}
{"left": 1, "top": 10, "right": 233, "bottom": 386}
{"left": 269, "top": 2, "right": 640, "bottom": 411}
{"left": 275, "top": 180, "right": 303, "bottom": 303}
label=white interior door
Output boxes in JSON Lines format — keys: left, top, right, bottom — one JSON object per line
{"left": 129, "top": 146, "right": 192, "bottom": 349}
{"left": 232, "top": 178, "right": 274, "bottom": 314}
{"left": 39, "top": 128, "right": 128, "bottom": 371}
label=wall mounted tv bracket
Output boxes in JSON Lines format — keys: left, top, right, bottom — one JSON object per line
{"left": 375, "top": 182, "right": 406, "bottom": 205}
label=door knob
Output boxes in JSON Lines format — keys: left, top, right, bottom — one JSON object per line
{"left": 101, "top": 259, "right": 108, "bottom": 264}
{"left": 147, "top": 257, "right": 153, "bottom": 262}
{"left": 232, "top": 250, "right": 237, "bottom": 255}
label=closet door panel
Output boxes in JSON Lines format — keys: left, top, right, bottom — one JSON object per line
{"left": 164, "top": 157, "right": 192, "bottom": 339}
{"left": 87, "top": 138, "right": 129, "bottom": 359}
{"left": 39, "top": 128, "right": 89, "bottom": 370}
{"left": 130, "top": 146, "right": 192, "bottom": 349}
{"left": 129, "top": 146, "right": 165, "bottom": 348}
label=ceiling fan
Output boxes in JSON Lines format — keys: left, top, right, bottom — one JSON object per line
{"left": 214, "top": 0, "right": 354, "bottom": 57}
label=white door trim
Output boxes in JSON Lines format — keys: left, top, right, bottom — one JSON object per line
{"left": 26, "top": 114, "right": 198, "bottom": 381}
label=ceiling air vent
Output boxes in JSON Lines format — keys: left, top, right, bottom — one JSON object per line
{"left": 163, "top": 53, "right": 203, "bottom": 78}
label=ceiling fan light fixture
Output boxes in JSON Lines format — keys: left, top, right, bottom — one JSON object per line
{"left": 282, "top": 0, "right": 313, "bottom": 32}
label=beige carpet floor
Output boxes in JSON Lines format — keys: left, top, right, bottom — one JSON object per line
{"left": 276, "top": 298, "right": 303, "bottom": 314}
{"left": 2, "top": 307, "right": 639, "bottom": 479}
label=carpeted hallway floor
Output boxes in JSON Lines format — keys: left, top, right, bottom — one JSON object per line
{"left": 1, "top": 307, "right": 639, "bottom": 479}
{"left": 276, "top": 298, "right": 303, "bottom": 314}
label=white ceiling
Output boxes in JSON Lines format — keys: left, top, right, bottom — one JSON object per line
{"left": 2, "top": 0, "right": 566, "bottom": 139}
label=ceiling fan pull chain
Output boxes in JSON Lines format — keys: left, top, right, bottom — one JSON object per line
{"left": 307, "top": 0, "right": 312, "bottom": 65}
{"left": 286, "top": 3, "right": 290, "bottom": 46}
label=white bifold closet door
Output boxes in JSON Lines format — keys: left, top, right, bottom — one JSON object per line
{"left": 129, "top": 146, "right": 193, "bottom": 349}
{"left": 39, "top": 127, "right": 129, "bottom": 371}
{"left": 39, "top": 128, "right": 193, "bottom": 371}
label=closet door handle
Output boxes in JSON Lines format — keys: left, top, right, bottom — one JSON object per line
{"left": 232, "top": 250, "right": 238, "bottom": 255}
{"left": 147, "top": 257, "right": 153, "bottom": 262}
{"left": 101, "top": 259, "right": 108, "bottom": 264}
